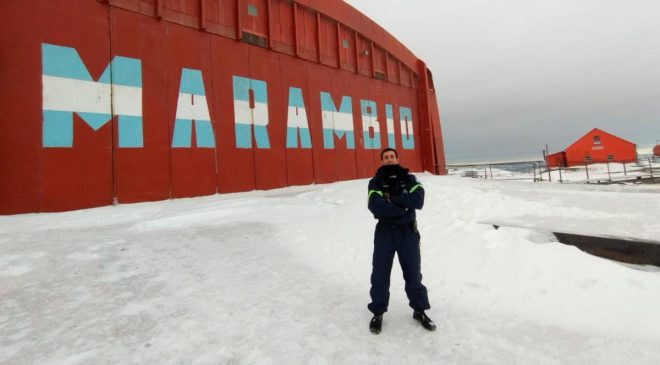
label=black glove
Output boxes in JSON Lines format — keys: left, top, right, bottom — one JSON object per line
{"left": 375, "top": 164, "right": 408, "bottom": 181}
{"left": 375, "top": 164, "right": 409, "bottom": 196}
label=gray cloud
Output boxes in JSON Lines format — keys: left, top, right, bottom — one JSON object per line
{"left": 345, "top": 0, "right": 660, "bottom": 162}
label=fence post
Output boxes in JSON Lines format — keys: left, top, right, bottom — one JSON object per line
{"left": 585, "top": 162, "right": 590, "bottom": 181}
{"left": 489, "top": 165, "right": 493, "bottom": 180}
{"left": 559, "top": 167, "right": 563, "bottom": 183}
{"left": 607, "top": 162, "right": 611, "bottom": 181}
{"left": 650, "top": 158, "right": 654, "bottom": 179}
{"left": 623, "top": 162, "right": 627, "bottom": 176}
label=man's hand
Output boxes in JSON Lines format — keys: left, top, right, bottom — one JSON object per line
{"left": 383, "top": 192, "right": 391, "bottom": 201}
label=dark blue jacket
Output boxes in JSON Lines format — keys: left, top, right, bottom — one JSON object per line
{"left": 368, "top": 171, "right": 424, "bottom": 226}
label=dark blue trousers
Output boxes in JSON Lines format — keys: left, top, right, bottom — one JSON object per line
{"left": 368, "top": 222, "right": 430, "bottom": 315}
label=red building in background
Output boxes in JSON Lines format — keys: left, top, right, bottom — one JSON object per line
{"left": 546, "top": 128, "right": 637, "bottom": 167}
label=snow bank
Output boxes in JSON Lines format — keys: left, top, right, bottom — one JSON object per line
{"left": 1, "top": 176, "right": 659, "bottom": 364}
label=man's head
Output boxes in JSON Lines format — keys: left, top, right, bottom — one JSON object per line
{"left": 380, "top": 148, "right": 399, "bottom": 165}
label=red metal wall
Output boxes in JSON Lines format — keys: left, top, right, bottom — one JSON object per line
{"left": 0, "top": 0, "right": 446, "bottom": 214}
{"left": 545, "top": 152, "right": 567, "bottom": 168}
{"left": 563, "top": 129, "right": 637, "bottom": 166}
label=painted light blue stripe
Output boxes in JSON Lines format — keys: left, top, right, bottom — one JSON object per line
{"left": 402, "top": 136, "right": 414, "bottom": 149}
{"left": 400, "top": 107, "right": 412, "bottom": 121}
{"left": 320, "top": 92, "right": 334, "bottom": 111}
{"left": 363, "top": 131, "right": 372, "bottom": 149}
{"left": 388, "top": 133, "right": 396, "bottom": 148}
{"left": 43, "top": 110, "right": 141, "bottom": 148}
{"left": 98, "top": 69, "right": 111, "bottom": 84}
{"left": 286, "top": 127, "right": 297, "bottom": 148}
{"left": 118, "top": 116, "right": 143, "bottom": 147}
{"left": 323, "top": 129, "right": 334, "bottom": 149}
{"left": 345, "top": 131, "right": 355, "bottom": 149}
{"left": 363, "top": 131, "right": 381, "bottom": 149}
{"left": 232, "top": 76, "right": 268, "bottom": 103}
{"left": 286, "top": 127, "right": 311, "bottom": 148}
{"left": 235, "top": 123, "right": 252, "bottom": 148}
{"left": 109, "top": 57, "right": 142, "bottom": 88}
{"left": 254, "top": 125, "right": 270, "bottom": 148}
{"left": 232, "top": 76, "right": 251, "bottom": 102}
{"left": 43, "top": 110, "right": 73, "bottom": 147}
{"left": 288, "top": 87, "right": 305, "bottom": 108}
{"left": 77, "top": 112, "right": 112, "bottom": 131}
{"left": 323, "top": 129, "right": 355, "bottom": 149}
{"left": 171, "top": 119, "right": 193, "bottom": 147}
{"left": 99, "top": 57, "right": 142, "bottom": 87}
{"left": 299, "top": 128, "right": 311, "bottom": 148}
{"left": 385, "top": 104, "right": 393, "bottom": 119}
{"left": 42, "top": 43, "right": 97, "bottom": 81}
{"left": 42, "top": 44, "right": 142, "bottom": 88}
{"left": 251, "top": 79, "right": 268, "bottom": 104}
{"left": 179, "top": 68, "right": 206, "bottom": 95}
{"left": 320, "top": 92, "right": 352, "bottom": 113}
{"left": 360, "top": 99, "right": 377, "bottom": 117}
{"left": 194, "top": 120, "right": 216, "bottom": 148}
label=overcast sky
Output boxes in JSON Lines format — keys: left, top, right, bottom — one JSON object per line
{"left": 344, "top": 0, "right": 660, "bottom": 162}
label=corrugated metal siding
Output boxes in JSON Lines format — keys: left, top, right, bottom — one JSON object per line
{"left": 338, "top": 24, "right": 356, "bottom": 73}
{"left": 270, "top": 0, "right": 294, "bottom": 54}
{"left": 318, "top": 15, "right": 338, "bottom": 67}
{"left": 296, "top": 5, "right": 318, "bottom": 61}
{"left": 204, "top": 0, "right": 238, "bottom": 38}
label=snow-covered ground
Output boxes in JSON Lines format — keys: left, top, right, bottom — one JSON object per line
{"left": 449, "top": 158, "right": 659, "bottom": 184}
{"left": 2, "top": 175, "right": 660, "bottom": 364}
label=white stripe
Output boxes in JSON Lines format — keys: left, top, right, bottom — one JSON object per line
{"left": 234, "top": 99, "right": 251, "bottom": 125}
{"left": 43, "top": 75, "right": 111, "bottom": 114}
{"left": 386, "top": 117, "right": 394, "bottom": 135}
{"left": 321, "top": 110, "right": 334, "bottom": 130}
{"left": 112, "top": 84, "right": 142, "bottom": 116}
{"left": 334, "top": 111, "right": 354, "bottom": 132}
{"left": 400, "top": 118, "right": 414, "bottom": 137}
{"left": 252, "top": 102, "right": 269, "bottom": 127}
{"left": 233, "top": 99, "right": 269, "bottom": 126}
{"left": 322, "top": 111, "right": 354, "bottom": 132}
{"left": 287, "top": 106, "right": 309, "bottom": 129}
{"left": 176, "top": 92, "right": 211, "bottom": 120}
{"left": 42, "top": 75, "right": 142, "bottom": 116}
{"left": 362, "top": 115, "right": 380, "bottom": 133}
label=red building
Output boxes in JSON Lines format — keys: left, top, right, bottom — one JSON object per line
{"left": 546, "top": 128, "right": 637, "bottom": 167}
{"left": 0, "top": 0, "right": 446, "bottom": 214}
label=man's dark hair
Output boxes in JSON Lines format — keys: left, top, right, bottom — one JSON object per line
{"left": 380, "top": 148, "right": 398, "bottom": 160}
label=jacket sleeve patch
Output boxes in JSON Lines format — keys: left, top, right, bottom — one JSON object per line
{"left": 368, "top": 189, "right": 384, "bottom": 198}
{"left": 409, "top": 183, "right": 423, "bottom": 193}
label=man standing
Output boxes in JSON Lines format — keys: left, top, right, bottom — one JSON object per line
{"left": 367, "top": 148, "right": 435, "bottom": 334}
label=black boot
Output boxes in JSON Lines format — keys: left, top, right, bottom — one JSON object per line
{"left": 413, "top": 311, "right": 436, "bottom": 331}
{"left": 369, "top": 314, "right": 383, "bottom": 334}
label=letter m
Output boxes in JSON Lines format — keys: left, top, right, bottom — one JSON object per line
{"left": 41, "top": 43, "right": 143, "bottom": 148}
